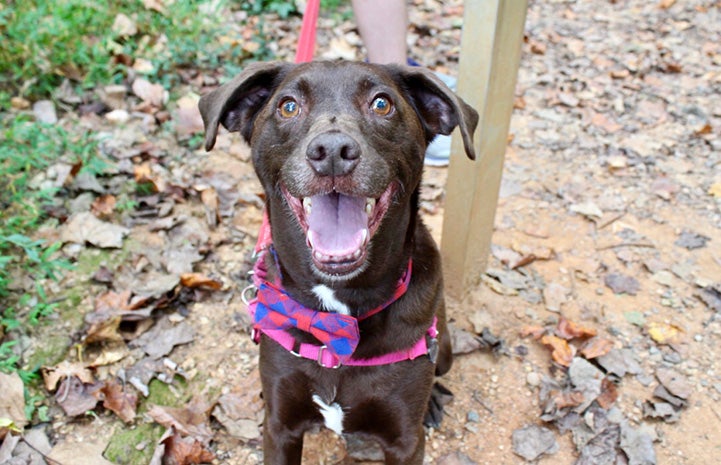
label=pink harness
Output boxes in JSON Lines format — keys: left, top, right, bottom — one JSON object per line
{"left": 244, "top": 216, "right": 438, "bottom": 369}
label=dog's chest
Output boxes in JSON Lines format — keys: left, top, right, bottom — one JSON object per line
{"left": 312, "top": 394, "right": 345, "bottom": 434}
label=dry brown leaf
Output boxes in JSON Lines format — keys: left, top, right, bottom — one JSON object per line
{"left": 200, "top": 187, "right": 219, "bottom": 228}
{"left": 42, "top": 360, "right": 95, "bottom": 391}
{"left": 55, "top": 377, "right": 100, "bottom": 417}
{"left": 161, "top": 430, "right": 215, "bottom": 465}
{"left": 520, "top": 325, "right": 546, "bottom": 339}
{"left": 556, "top": 317, "right": 597, "bottom": 340}
{"left": 85, "top": 315, "right": 124, "bottom": 344}
{"left": 694, "top": 123, "right": 713, "bottom": 136}
{"left": 540, "top": 335, "right": 575, "bottom": 367}
{"left": 132, "top": 78, "right": 166, "bottom": 107}
{"left": 94, "top": 378, "right": 137, "bottom": 423}
{"left": 658, "top": 0, "right": 677, "bottom": 8}
{"left": 180, "top": 273, "right": 223, "bottom": 290}
{"left": 147, "top": 397, "right": 214, "bottom": 444}
{"left": 0, "top": 372, "right": 28, "bottom": 437}
{"left": 580, "top": 337, "right": 615, "bottom": 359}
{"left": 134, "top": 162, "right": 164, "bottom": 193}
{"left": 61, "top": 212, "right": 129, "bottom": 248}
{"left": 91, "top": 194, "right": 116, "bottom": 219}
{"left": 597, "top": 378, "right": 619, "bottom": 409}
{"left": 552, "top": 389, "right": 585, "bottom": 409}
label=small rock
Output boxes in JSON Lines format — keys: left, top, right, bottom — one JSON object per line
{"left": 512, "top": 425, "right": 559, "bottom": 461}
{"left": 32, "top": 100, "right": 58, "bottom": 124}
{"left": 467, "top": 410, "right": 480, "bottom": 423}
{"left": 605, "top": 273, "right": 640, "bottom": 295}
{"left": 526, "top": 372, "right": 542, "bottom": 388}
{"left": 106, "top": 109, "right": 130, "bottom": 124}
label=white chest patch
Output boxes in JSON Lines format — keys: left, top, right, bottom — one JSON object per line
{"left": 312, "top": 285, "right": 350, "bottom": 315}
{"left": 312, "top": 394, "right": 345, "bottom": 435}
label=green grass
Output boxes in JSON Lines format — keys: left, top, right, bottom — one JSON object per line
{"left": 0, "top": 115, "right": 104, "bottom": 418}
{"left": 0, "top": 0, "right": 281, "bottom": 103}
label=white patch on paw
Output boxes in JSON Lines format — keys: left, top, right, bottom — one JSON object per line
{"left": 312, "top": 285, "right": 350, "bottom": 315}
{"left": 312, "top": 394, "right": 345, "bottom": 435}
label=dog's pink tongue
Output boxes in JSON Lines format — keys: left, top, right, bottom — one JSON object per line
{"left": 307, "top": 193, "right": 368, "bottom": 258}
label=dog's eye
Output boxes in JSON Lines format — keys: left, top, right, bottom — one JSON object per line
{"left": 278, "top": 98, "right": 300, "bottom": 118}
{"left": 370, "top": 96, "right": 392, "bottom": 116}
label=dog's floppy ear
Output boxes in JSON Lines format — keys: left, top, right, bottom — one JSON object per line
{"left": 198, "top": 61, "right": 292, "bottom": 151}
{"left": 390, "top": 66, "right": 479, "bottom": 160}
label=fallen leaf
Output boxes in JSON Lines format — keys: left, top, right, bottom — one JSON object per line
{"left": 556, "top": 317, "right": 597, "bottom": 340}
{"left": 132, "top": 77, "right": 166, "bottom": 107}
{"left": 647, "top": 321, "right": 684, "bottom": 345}
{"left": 111, "top": 13, "right": 137, "bottom": 37}
{"left": 541, "top": 335, "right": 575, "bottom": 366}
{"left": 134, "top": 162, "right": 165, "bottom": 193}
{"left": 674, "top": 231, "right": 710, "bottom": 250}
{"left": 48, "top": 440, "right": 114, "bottom": 465}
{"left": 212, "top": 368, "right": 263, "bottom": 441}
{"left": 200, "top": 187, "right": 219, "bottom": 228}
{"left": 0, "top": 372, "right": 28, "bottom": 437}
{"left": 91, "top": 194, "right": 117, "bottom": 219}
{"left": 656, "top": 367, "right": 691, "bottom": 400}
{"left": 147, "top": 397, "right": 214, "bottom": 444}
{"left": 94, "top": 378, "right": 138, "bottom": 423}
{"left": 161, "top": 429, "right": 215, "bottom": 465}
{"left": 596, "top": 378, "right": 619, "bottom": 408}
{"left": 55, "top": 376, "right": 99, "bottom": 416}
{"left": 61, "top": 212, "right": 129, "bottom": 248}
{"left": 180, "top": 273, "right": 223, "bottom": 290}
{"left": 42, "top": 360, "right": 95, "bottom": 391}
{"left": 132, "top": 317, "right": 194, "bottom": 359}
{"left": 604, "top": 273, "right": 640, "bottom": 295}
{"left": 174, "top": 95, "right": 204, "bottom": 136}
{"left": 511, "top": 425, "right": 558, "bottom": 461}
{"left": 520, "top": 325, "right": 546, "bottom": 339}
{"left": 580, "top": 337, "right": 614, "bottom": 359}
{"left": 658, "top": 0, "right": 676, "bottom": 8}
{"left": 450, "top": 325, "right": 482, "bottom": 355}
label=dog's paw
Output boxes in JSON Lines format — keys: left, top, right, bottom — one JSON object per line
{"left": 423, "top": 382, "right": 454, "bottom": 428}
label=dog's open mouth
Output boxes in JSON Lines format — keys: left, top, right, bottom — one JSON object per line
{"left": 282, "top": 184, "right": 396, "bottom": 276}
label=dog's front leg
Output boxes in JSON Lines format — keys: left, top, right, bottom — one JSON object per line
{"left": 262, "top": 420, "right": 303, "bottom": 465}
{"left": 382, "top": 425, "right": 426, "bottom": 465}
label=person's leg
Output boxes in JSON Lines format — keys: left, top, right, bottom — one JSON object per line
{"left": 351, "top": 0, "right": 407, "bottom": 64}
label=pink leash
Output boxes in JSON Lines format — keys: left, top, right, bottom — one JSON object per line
{"left": 295, "top": 0, "right": 320, "bottom": 63}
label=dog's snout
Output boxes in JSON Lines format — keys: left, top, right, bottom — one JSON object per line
{"left": 306, "top": 132, "right": 361, "bottom": 177}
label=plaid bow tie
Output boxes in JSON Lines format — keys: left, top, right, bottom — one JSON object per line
{"left": 250, "top": 260, "right": 412, "bottom": 364}
{"left": 254, "top": 282, "right": 360, "bottom": 362}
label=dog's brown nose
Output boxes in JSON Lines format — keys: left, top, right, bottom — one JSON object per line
{"left": 306, "top": 132, "right": 361, "bottom": 177}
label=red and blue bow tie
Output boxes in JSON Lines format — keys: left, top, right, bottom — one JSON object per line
{"left": 250, "top": 260, "right": 412, "bottom": 364}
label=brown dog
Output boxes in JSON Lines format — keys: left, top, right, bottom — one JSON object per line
{"left": 199, "top": 61, "right": 478, "bottom": 464}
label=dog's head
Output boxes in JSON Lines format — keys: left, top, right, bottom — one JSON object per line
{"left": 199, "top": 61, "right": 478, "bottom": 280}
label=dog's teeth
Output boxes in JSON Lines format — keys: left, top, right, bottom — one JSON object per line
{"left": 303, "top": 197, "right": 312, "bottom": 215}
{"left": 365, "top": 198, "right": 375, "bottom": 216}
{"left": 360, "top": 228, "right": 368, "bottom": 246}
{"left": 351, "top": 248, "right": 362, "bottom": 259}
{"left": 314, "top": 251, "right": 324, "bottom": 261}
{"left": 306, "top": 231, "right": 315, "bottom": 249}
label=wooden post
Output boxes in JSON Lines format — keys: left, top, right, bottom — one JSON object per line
{"left": 441, "top": 0, "right": 528, "bottom": 300}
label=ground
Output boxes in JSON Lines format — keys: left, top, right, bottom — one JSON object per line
{"left": 3, "top": 0, "right": 721, "bottom": 464}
